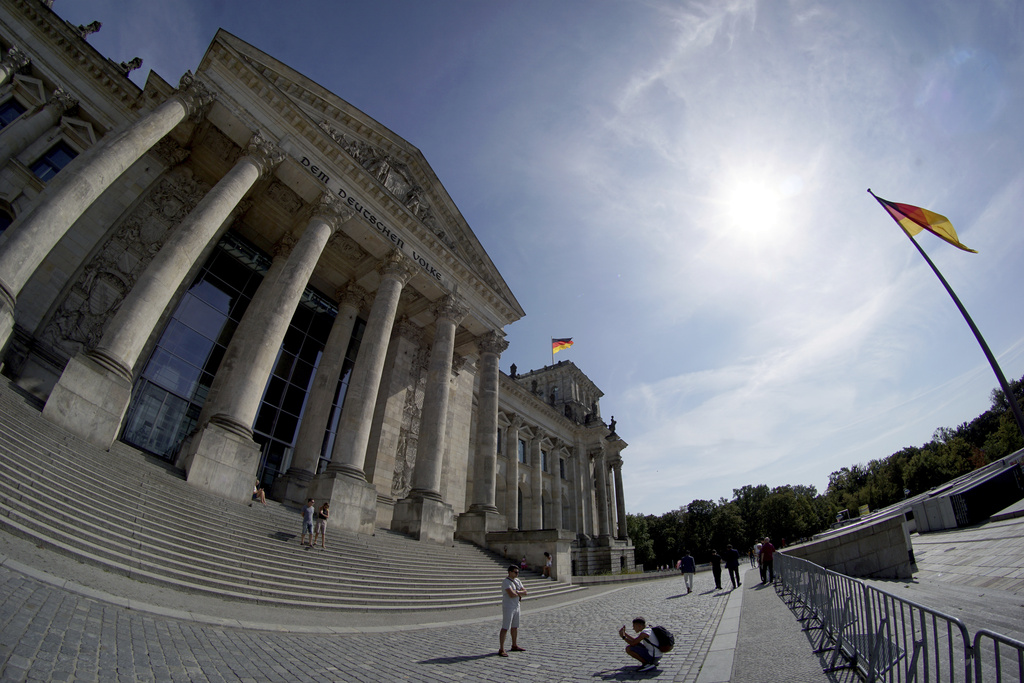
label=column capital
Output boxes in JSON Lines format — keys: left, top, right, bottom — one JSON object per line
{"left": 245, "top": 130, "right": 286, "bottom": 177}
{"left": 335, "top": 281, "right": 367, "bottom": 310}
{"left": 507, "top": 413, "right": 524, "bottom": 430}
{"left": 451, "top": 353, "right": 468, "bottom": 376}
{"left": 311, "top": 192, "right": 355, "bottom": 234}
{"left": 477, "top": 330, "right": 509, "bottom": 357}
{"left": 377, "top": 250, "right": 417, "bottom": 286}
{"left": 47, "top": 87, "right": 78, "bottom": 114}
{"left": 176, "top": 71, "right": 216, "bottom": 120}
{"left": 431, "top": 294, "right": 468, "bottom": 327}
{"left": 3, "top": 46, "right": 30, "bottom": 71}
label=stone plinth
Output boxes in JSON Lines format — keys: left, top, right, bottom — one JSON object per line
{"left": 455, "top": 508, "right": 507, "bottom": 547}
{"left": 182, "top": 421, "right": 260, "bottom": 504}
{"left": 391, "top": 494, "right": 455, "bottom": 545}
{"left": 41, "top": 352, "right": 131, "bottom": 450}
{"left": 486, "top": 528, "right": 575, "bottom": 582}
{"left": 307, "top": 471, "right": 378, "bottom": 536}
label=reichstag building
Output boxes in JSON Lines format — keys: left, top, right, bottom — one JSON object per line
{"left": 0, "top": 0, "right": 633, "bottom": 575}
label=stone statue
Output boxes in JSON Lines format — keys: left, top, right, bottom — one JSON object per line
{"left": 609, "top": 416, "right": 616, "bottom": 433}
{"left": 509, "top": 363, "right": 517, "bottom": 378}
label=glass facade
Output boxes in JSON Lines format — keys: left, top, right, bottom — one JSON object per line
{"left": 122, "top": 231, "right": 363, "bottom": 493}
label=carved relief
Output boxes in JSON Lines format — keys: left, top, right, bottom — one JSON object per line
{"left": 39, "top": 169, "right": 210, "bottom": 359}
{"left": 318, "top": 121, "right": 458, "bottom": 253}
{"left": 392, "top": 345, "right": 430, "bottom": 499}
{"left": 264, "top": 180, "right": 303, "bottom": 216}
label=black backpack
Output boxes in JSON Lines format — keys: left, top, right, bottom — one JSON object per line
{"left": 651, "top": 625, "right": 675, "bottom": 653}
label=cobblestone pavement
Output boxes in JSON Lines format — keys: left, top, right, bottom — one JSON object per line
{"left": 731, "top": 571, "right": 860, "bottom": 683}
{"left": 0, "top": 565, "right": 734, "bottom": 682}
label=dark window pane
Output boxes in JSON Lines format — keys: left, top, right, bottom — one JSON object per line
{"left": 0, "top": 100, "right": 26, "bottom": 127}
{"left": 263, "top": 376, "right": 286, "bottom": 406}
{"left": 289, "top": 360, "right": 315, "bottom": 391}
{"left": 253, "top": 406, "right": 275, "bottom": 435}
{"left": 282, "top": 384, "right": 308, "bottom": 415}
{"left": 31, "top": 141, "right": 78, "bottom": 182}
{"left": 272, "top": 412, "right": 299, "bottom": 442}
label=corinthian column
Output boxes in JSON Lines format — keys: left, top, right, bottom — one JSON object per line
{"left": 0, "top": 88, "right": 77, "bottom": 167}
{"left": 182, "top": 193, "right": 349, "bottom": 502}
{"left": 613, "top": 461, "right": 628, "bottom": 540}
{"left": 275, "top": 281, "right": 365, "bottom": 505}
{"left": 0, "top": 71, "right": 215, "bottom": 349}
{"left": 310, "top": 251, "right": 416, "bottom": 536}
{"left": 392, "top": 294, "right": 467, "bottom": 544}
{"left": 455, "top": 331, "right": 509, "bottom": 544}
{"left": 42, "top": 132, "right": 283, "bottom": 450}
{"left": 0, "top": 47, "right": 29, "bottom": 86}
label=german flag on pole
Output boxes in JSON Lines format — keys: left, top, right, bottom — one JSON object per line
{"left": 552, "top": 338, "right": 574, "bottom": 353}
{"left": 869, "top": 190, "right": 977, "bottom": 253}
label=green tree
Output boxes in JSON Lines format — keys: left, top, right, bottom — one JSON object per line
{"left": 627, "top": 513, "right": 655, "bottom": 568}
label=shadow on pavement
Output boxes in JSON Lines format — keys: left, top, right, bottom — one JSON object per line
{"left": 592, "top": 666, "right": 664, "bottom": 679}
{"left": 418, "top": 653, "right": 502, "bottom": 664}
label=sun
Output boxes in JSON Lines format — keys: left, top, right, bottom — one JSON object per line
{"left": 714, "top": 171, "right": 802, "bottom": 248}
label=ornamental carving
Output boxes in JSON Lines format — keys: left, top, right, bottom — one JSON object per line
{"left": 264, "top": 180, "right": 303, "bottom": 216}
{"left": 309, "top": 192, "right": 354, "bottom": 233}
{"left": 3, "top": 46, "right": 30, "bottom": 72}
{"left": 392, "top": 346, "right": 430, "bottom": 499}
{"left": 149, "top": 138, "right": 189, "bottom": 168}
{"left": 336, "top": 282, "right": 367, "bottom": 311}
{"left": 431, "top": 294, "right": 468, "bottom": 326}
{"left": 47, "top": 87, "right": 77, "bottom": 114}
{"left": 377, "top": 250, "right": 417, "bottom": 286}
{"left": 478, "top": 331, "right": 509, "bottom": 357}
{"left": 318, "top": 120, "right": 458, "bottom": 253}
{"left": 245, "top": 130, "right": 285, "bottom": 176}
{"left": 39, "top": 169, "right": 209, "bottom": 360}
{"left": 273, "top": 233, "right": 298, "bottom": 259}
{"left": 176, "top": 71, "right": 216, "bottom": 120}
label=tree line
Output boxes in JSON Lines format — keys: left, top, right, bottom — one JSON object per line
{"left": 628, "top": 376, "right": 1024, "bottom": 569}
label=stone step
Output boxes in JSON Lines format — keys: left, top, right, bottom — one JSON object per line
{"left": 0, "top": 379, "right": 584, "bottom": 610}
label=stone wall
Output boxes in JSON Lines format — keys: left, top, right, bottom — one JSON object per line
{"left": 783, "top": 514, "right": 916, "bottom": 579}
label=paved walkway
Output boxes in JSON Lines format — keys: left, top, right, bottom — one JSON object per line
{"left": 3, "top": 512, "right": 1022, "bottom": 681}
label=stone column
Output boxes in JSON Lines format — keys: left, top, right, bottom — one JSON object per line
{"left": 0, "top": 71, "right": 214, "bottom": 350}
{"left": 0, "top": 47, "right": 29, "bottom": 86}
{"left": 579, "top": 447, "right": 593, "bottom": 537}
{"left": 531, "top": 434, "right": 544, "bottom": 529}
{"left": 505, "top": 415, "right": 522, "bottom": 530}
{"left": 552, "top": 444, "right": 564, "bottom": 530}
{"left": 41, "top": 132, "right": 282, "bottom": 450}
{"left": 392, "top": 294, "right": 468, "bottom": 544}
{"left": 310, "top": 251, "right": 416, "bottom": 535}
{"left": 455, "top": 331, "right": 509, "bottom": 544}
{"left": 0, "top": 88, "right": 77, "bottom": 167}
{"left": 182, "top": 194, "right": 348, "bottom": 502}
{"left": 595, "top": 452, "right": 611, "bottom": 538}
{"left": 274, "top": 282, "right": 365, "bottom": 505}
{"left": 613, "top": 461, "right": 628, "bottom": 540}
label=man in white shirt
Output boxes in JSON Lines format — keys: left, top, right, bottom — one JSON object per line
{"left": 498, "top": 565, "right": 528, "bottom": 657}
{"left": 619, "top": 617, "right": 661, "bottom": 672}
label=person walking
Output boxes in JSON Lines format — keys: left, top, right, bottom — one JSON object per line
{"left": 498, "top": 565, "right": 527, "bottom": 657}
{"left": 723, "top": 543, "right": 741, "bottom": 589}
{"left": 760, "top": 536, "right": 776, "bottom": 583}
{"left": 313, "top": 501, "right": 329, "bottom": 549}
{"left": 709, "top": 549, "right": 723, "bottom": 589}
{"left": 679, "top": 550, "right": 696, "bottom": 593}
{"left": 542, "top": 551, "right": 552, "bottom": 578}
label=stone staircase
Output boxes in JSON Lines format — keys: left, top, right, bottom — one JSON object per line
{"left": 0, "top": 378, "right": 583, "bottom": 610}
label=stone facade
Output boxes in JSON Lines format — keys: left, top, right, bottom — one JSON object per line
{"left": 0, "top": 1, "right": 633, "bottom": 572}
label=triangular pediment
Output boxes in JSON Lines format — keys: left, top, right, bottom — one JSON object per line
{"left": 202, "top": 30, "right": 523, "bottom": 325}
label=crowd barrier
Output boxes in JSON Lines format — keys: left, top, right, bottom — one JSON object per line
{"left": 776, "top": 553, "right": 1024, "bottom": 682}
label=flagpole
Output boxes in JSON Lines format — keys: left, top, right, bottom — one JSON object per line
{"left": 869, "top": 189, "right": 1024, "bottom": 439}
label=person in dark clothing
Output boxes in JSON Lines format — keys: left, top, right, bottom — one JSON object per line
{"left": 709, "top": 549, "right": 723, "bottom": 589}
{"left": 679, "top": 550, "right": 696, "bottom": 593}
{"left": 723, "top": 544, "right": 741, "bottom": 589}
{"left": 760, "top": 537, "right": 776, "bottom": 583}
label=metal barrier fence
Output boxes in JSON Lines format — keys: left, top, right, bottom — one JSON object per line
{"left": 775, "top": 553, "right": 1024, "bottom": 682}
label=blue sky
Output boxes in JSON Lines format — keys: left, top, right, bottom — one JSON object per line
{"left": 60, "top": 1, "right": 1024, "bottom": 515}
